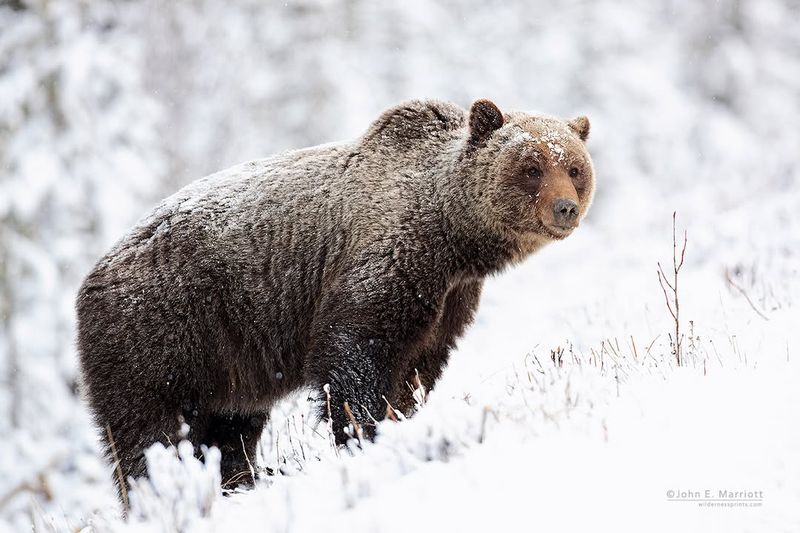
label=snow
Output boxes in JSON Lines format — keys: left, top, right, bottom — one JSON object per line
{"left": 538, "top": 126, "right": 570, "bottom": 163}
{"left": 1, "top": 0, "right": 799, "bottom": 531}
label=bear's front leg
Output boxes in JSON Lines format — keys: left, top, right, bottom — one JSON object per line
{"left": 320, "top": 333, "right": 399, "bottom": 443}
{"left": 393, "top": 279, "right": 484, "bottom": 415}
{"left": 306, "top": 283, "right": 439, "bottom": 445}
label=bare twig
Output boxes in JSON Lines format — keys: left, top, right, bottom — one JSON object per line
{"left": 412, "top": 369, "right": 427, "bottom": 407}
{"left": 383, "top": 397, "right": 399, "bottom": 422}
{"left": 0, "top": 466, "right": 55, "bottom": 511}
{"left": 724, "top": 268, "right": 769, "bottom": 321}
{"left": 275, "top": 426, "right": 281, "bottom": 468}
{"left": 657, "top": 264, "right": 677, "bottom": 320}
{"left": 0, "top": 483, "right": 30, "bottom": 511}
{"left": 360, "top": 404, "right": 380, "bottom": 427}
{"left": 224, "top": 470, "right": 256, "bottom": 489}
{"left": 105, "top": 424, "right": 129, "bottom": 513}
{"left": 657, "top": 212, "right": 688, "bottom": 366}
{"left": 645, "top": 334, "right": 660, "bottom": 360}
{"left": 294, "top": 415, "right": 306, "bottom": 462}
{"left": 240, "top": 434, "right": 256, "bottom": 486}
{"left": 478, "top": 406, "right": 494, "bottom": 444}
{"left": 342, "top": 402, "right": 363, "bottom": 443}
{"left": 323, "top": 384, "right": 339, "bottom": 456}
{"left": 403, "top": 369, "right": 428, "bottom": 410}
{"left": 550, "top": 347, "right": 564, "bottom": 368}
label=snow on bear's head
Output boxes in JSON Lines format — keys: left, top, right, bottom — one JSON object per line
{"left": 465, "top": 99, "right": 595, "bottom": 244}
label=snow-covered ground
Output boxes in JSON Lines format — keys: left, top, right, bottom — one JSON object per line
{"left": 63, "top": 194, "right": 800, "bottom": 532}
{"left": 1, "top": 0, "right": 799, "bottom": 531}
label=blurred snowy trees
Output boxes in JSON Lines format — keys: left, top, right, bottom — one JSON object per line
{"left": 0, "top": 0, "right": 165, "bottom": 433}
{"left": 0, "top": 0, "right": 798, "bottom": 528}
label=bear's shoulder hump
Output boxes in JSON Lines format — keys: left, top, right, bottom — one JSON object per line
{"left": 360, "top": 99, "right": 466, "bottom": 147}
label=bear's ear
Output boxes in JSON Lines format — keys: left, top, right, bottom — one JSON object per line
{"left": 468, "top": 99, "right": 504, "bottom": 145}
{"left": 568, "top": 116, "right": 590, "bottom": 141}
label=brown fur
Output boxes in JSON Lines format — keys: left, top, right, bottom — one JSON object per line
{"left": 76, "top": 98, "right": 594, "bottom": 497}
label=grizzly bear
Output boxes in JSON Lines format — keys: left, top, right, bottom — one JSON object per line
{"left": 76, "top": 98, "right": 595, "bottom": 495}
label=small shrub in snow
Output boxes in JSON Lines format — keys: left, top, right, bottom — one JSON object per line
{"left": 126, "top": 441, "right": 220, "bottom": 531}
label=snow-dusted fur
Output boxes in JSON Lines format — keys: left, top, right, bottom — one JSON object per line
{"left": 75, "top": 98, "right": 594, "bottom": 495}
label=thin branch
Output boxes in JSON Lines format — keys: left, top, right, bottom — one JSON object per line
{"left": 629, "top": 335, "right": 639, "bottom": 362}
{"left": 342, "top": 401, "right": 363, "bottom": 443}
{"left": 678, "top": 229, "right": 688, "bottom": 270}
{"left": 657, "top": 262, "right": 675, "bottom": 292}
{"left": 106, "top": 424, "right": 129, "bottom": 513}
{"left": 478, "top": 406, "right": 493, "bottom": 444}
{"left": 657, "top": 270, "right": 677, "bottom": 320}
{"left": 657, "top": 212, "right": 688, "bottom": 366}
{"left": 240, "top": 434, "right": 256, "bottom": 487}
{"left": 0, "top": 463, "right": 56, "bottom": 511}
{"left": 322, "top": 384, "right": 339, "bottom": 456}
{"left": 384, "top": 403, "right": 399, "bottom": 422}
{"left": 724, "top": 268, "right": 769, "bottom": 321}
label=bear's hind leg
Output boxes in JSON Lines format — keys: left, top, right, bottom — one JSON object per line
{"left": 203, "top": 412, "right": 267, "bottom": 489}
{"left": 99, "top": 401, "right": 185, "bottom": 503}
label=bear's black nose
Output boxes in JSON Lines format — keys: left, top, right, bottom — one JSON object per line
{"left": 553, "top": 198, "right": 579, "bottom": 227}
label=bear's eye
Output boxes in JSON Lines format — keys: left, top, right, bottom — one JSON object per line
{"left": 569, "top": 167, "right": 580, "bottom": 178}
{"left": 527, "top": 167, "right": 542, "bottom": 179}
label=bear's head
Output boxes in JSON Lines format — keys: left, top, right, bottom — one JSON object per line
{"left": 464, "top": 99, "right": 595, "bottom": 244}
